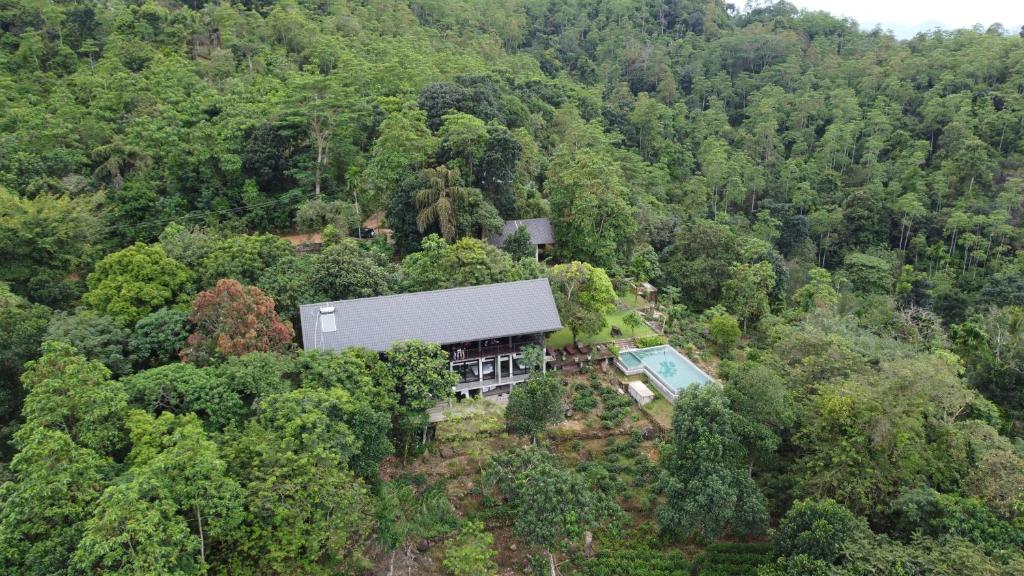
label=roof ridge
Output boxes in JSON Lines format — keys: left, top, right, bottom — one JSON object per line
{"left": 299, "top": 277, "right": 552, "bottom": 310}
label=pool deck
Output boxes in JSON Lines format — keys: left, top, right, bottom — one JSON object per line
{"left": 616, "top": 344, "right": 713, "bottom": 402}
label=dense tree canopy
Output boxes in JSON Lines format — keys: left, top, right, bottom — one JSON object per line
{"left": 4, "top": 0, "right": 1024, "bottom": 572}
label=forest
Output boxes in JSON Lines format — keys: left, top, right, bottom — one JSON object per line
{"left": 2, "top": 0, "right": 1024, "bottom": 574}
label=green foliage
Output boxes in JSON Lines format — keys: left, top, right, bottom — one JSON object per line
{"left": 482, "top": 447, "right": 622, "bottom": 557}
{"left": 0, "top": 189, "right": 105, "bottom": 305}
{"left": 578, "top": 546, "right": 691, "bottom": 575}
{"left": 548, "top": 261, "right": 616, "bottom": 344}
{"left": 791, "top": 353, "right": 1004, "bottom": 517}
{"left": 444, "top": 520, "right": 497, "bottom": 576}
{"left": 5, "top": 1, "right": 1024, "bottom": 573}
{"left": 658, "top": 385, "right": 768, "bottom": 541}
{"left": 121, "top": 363, "right": 245, "bottom": 431}
{"left": 387, "top": 340, "right": 458, "bottom": 457}
{"left": 310, "top": 239, "right": 393, "bottom": 301}
{"left": 597, "top": 384, "right": 633, "bottom": 429}
{"left": 633, "top": 335, "right": 668, "bottom": 348}
{"left": 222, "top": 396, "right": 374, "bottom": 575}
{"left": 19, "top": 341, "right": 127, "bottom": 455}
{"left": 708, "top": 311, "right": 741, "bottom": 354}
{"left": 0, "top": 292, "right": 51, "bottom": 451}
{"left": 548, "top": 147, "right": 636, "bottom": 270}
{"left": 400, "top": 234, "right": 536, "bottom": 292}
{"left": 83, "top": 243, "right": 193, "bottom": 326}
{"left": 294, "top": 198, "right": 355, "bottom": 234}
{"left": 199, "top": 234, "right": 293, "bottom": 288}
{"left": 659, "top": 221, "right": 744, "bottom": 311}
{"left": 376, "top": 477, "right": 460, "bottom": 552}
{"left": 128, "top": 307, "right": 190, "bottom": 369}
{"left": 255, "top": 254, "right": 318, "bottom": 324}
{"left": 771, "top": 499, "right": 864, "bottom": 564}
{"left": 364, "top": 107, "right": 438, "bottom": 209}
{"left": 841, "top": 252, "right": 894, "bottom": 295}
{"left": 792, "top": 268, "right": 839, "bottom": 312}
{"left": 503, "top": 225, "right": 536, "bottom": 261}
{"left": 629, "top": 244, "right": 662, "bottom": 284}
{"left": 0, "top": 426, "right": 112, "bottom": 576}
{"left": 622, "top": 311, "right": 644, "bottom": 335}
{"left": 722, "top": 261, "right": 776, "bottom": 328}
{"left": 45, "top": 310, "right": 134, "bottom": 376}
{"left": 505, "top": 371, "right": 565, "bottom": 439}
{"left": 691, "top": 542, "right": 769, "bottom": 576}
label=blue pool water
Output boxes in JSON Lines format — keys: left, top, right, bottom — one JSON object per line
{"left": 618, "top": 345, "right": 711, "bottom": 397}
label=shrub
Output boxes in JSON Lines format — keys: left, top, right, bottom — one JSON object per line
{"left": 634, "top": 335, "right": 667, "bottom": 348}
{"left": 573, "top": 387, "right": 599, "bottom": 412}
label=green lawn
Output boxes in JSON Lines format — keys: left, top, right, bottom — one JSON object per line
{"left": 545, "top": 307, "right": 655, "bottom": 348}
{"left": 643, "top": 397, "right": 674, "bottom": 429}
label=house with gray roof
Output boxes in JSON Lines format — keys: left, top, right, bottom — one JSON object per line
{"left": 299, "top": 278, "right": 562, "bottom": 397}
{"left": 487, "top": 218, "right": 555, "bottom": 260}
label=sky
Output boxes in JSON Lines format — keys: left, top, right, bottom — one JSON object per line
{"left": 786, "top": 0, "right": 1024, "bottom": 39}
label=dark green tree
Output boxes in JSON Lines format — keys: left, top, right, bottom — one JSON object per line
{"left": 658, "top": 385, "right": 768, "bottom": 541}
{"left": 505, "top": 371, "right": 564, "bottom": 441}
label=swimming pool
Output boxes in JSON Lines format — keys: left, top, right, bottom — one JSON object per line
{"left": 616, "top": 345, "right": 712, "bottom": 401}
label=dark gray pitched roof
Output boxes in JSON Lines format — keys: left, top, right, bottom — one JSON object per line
{"left": 488, "top": 218, "right": 555, "bottom": 247}
{"left": 299, "top": 278, "right": 563, "bottom": 352}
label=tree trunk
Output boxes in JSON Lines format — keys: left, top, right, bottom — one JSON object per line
{"left": 195, "top": 503, "right": 206, "bottom": 566}
{"left": 548, "top": 550, "right": 558, "bottom": 576}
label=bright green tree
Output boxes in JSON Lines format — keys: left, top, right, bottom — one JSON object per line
{"left": 222, "top": 399, "right": 373, "bottom": 574}
{"left": 792, "top": 268, "right": 839, "bottom": 312}
{"left": 386, "top": 340, "right": 457, "bottom": 458}
{"left": 444, "top": 520, "right": 498, "bottom": 576}
{"left": 722, "top": 261, "right": 776, "bottom": 329}
{"left": 548, "top": 262, "right": 616, "bottom": 345}
{"left": 199, "top": 234, "right": 293, "bottom": 288}
{"left": 83, "top": 243, "right": 193, "bottom": 326}
{"left": 363, "top": 107, "right": 438, "bottom": 210}
{"left": 708, "top": 310, "right": 741, "bottom": 354}
{"left": 0, "top": 426, "right": 112, "bottom": 576}
{"left": 622, "top": 310, "right": 644, "bottom": 336}
{"left": 439, "top": 112, "right": 489, "bottom": 181}
{"left": 19, "top": 341, "right": 128, "bottom": 455}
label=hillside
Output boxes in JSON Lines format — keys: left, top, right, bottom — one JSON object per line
{"left": 2, "top": 1, "right": 1024, "bottom": 575}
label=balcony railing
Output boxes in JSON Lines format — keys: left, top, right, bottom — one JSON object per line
{"left": 445, "top": 338, "right": 542, "bottom": 362}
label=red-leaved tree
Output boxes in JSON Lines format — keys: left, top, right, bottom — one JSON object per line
{"left": 180, "top": 279, "right": 294, "bottom": 365}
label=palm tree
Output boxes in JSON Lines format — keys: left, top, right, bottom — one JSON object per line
{"left": 415, "top": 165, "right": 470, "bottom": 241}
{"left": 91, "top": 137, "right": 151, "bottom": 190}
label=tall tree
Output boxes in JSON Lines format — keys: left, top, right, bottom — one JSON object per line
{"left": 547, "top": 262, "right": 616, "bottom": 345}
{"left": 0, "top": 426, "right": 112, "bottom": 576}
{"left": 180, "top": 279, "right": 294, "bottom": 366}
{"left": 415, "top": 165, "right": 474, "bottom": 242}
{"left": 83, "top": 243, "right": 193, "bottom": 326}
{"left": 482, "top": 447, "right": 621, "bottom": 575}
{"left": 547, "top": 148, "right": 636, "bottom": 270}
{"left": 658, "top": 385, "right": 768, "bottom": 541}
{"left": 19, "top": 341, "right": 128, "bottom": 455}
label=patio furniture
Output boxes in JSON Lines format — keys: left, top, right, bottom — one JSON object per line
{"left": 565, "top": 343, "right": 579, "bottom": 355}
